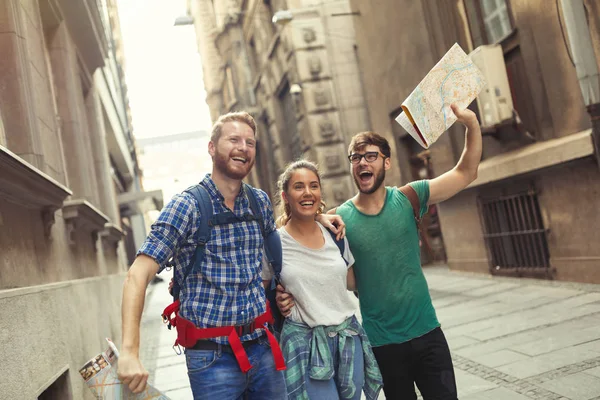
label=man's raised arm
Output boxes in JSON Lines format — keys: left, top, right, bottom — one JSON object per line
{"left": 428, "top": 104, "right": 482, "bottom": 205}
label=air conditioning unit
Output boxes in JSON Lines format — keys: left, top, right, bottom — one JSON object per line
{"left": 469, "top": 44, "right": 514, "bottom": 128}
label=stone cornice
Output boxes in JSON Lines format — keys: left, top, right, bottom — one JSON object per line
{"left": 99, "top": 222, "right": 125, "bottom": 244}
{"left": 469, "top": 129, "right": 594, "bottom": 188}
{"left": 62, "top": 199, "right": 110, "bottom": 242}
{"left": 0, "top": 146, "right": 72, "bottom": 208}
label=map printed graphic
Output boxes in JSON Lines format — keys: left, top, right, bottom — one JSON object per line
{"left": 396, "top": 43, "right": 486, "bottom": 148}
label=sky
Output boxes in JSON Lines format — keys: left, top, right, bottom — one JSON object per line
{"left": 116, "top": 0, "right": 212, "bottom": 139}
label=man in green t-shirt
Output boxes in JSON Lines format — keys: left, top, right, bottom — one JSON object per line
{"left": 277, "top": 104, "right": 482, "bottom": 399}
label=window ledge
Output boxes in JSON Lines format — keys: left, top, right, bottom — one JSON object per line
{"left": 0, "top": 146, "right": 72, "bottom": 236}
{"left": 63, "top": 199, "right": 110, "bottom": 244}
{"left": 100, "top": 222, "right": 125, "bottom": 243}
{"left": 99, "top": 222, "right": 125, "bottom": 253}
{"left": 469, "top": 129, "right": 594, "bottom": 188}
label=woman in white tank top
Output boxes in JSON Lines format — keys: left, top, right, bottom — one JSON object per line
{"left": 270, "top": 160, "right": 382, "bottom": 400}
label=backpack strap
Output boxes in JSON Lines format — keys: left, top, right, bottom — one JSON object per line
{"left": 172, "top": 184, "right": 213, "bottom": 300}
{"left": 244, "top": 183, "right": 266, "bottom": 237}
{"left": 327, "top": 230, "right": 348, "bottom": 266}
{"left": 244, "top": 183, "right": 283, "bottom": 280}
{"left": 399, "top": 184, "right": 422, "bottom": 229}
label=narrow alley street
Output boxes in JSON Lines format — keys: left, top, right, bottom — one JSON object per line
{"left": 140, "top": 267, "right": 600, "bottom": 400}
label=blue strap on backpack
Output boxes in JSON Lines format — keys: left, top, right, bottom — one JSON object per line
{"left": 326, "top": 224, "right": 355, "bottom": 297}
{"left": 327, "top": 230, "right": 348, "bottom": 266}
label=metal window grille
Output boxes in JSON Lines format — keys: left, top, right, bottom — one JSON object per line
{"left": 478, "top": 187, "right": 550, "bottom": 274}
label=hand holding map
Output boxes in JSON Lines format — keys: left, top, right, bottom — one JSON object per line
{"left": 396, "top": 43, "right": 486, "bottom": 149}
{"left": 79, "top": 338, "right": 170, "bottom": 400}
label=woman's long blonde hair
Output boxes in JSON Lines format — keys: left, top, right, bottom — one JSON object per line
{"left": 276, "top": 160, "right": 327, "bottom": 227}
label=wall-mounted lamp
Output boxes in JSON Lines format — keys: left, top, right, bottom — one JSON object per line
{"left": 290, "top": 83, "right": 303, "bottom": 95}
{"left": 174, "top": 15, "right": 194, "bottom": 26}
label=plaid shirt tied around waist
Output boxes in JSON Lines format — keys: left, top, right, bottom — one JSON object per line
{"left": 138, "top": 174, "right": 276, "bottom": 344}
{"left": 281, "top": 315, "right": 383, "bottom": 399}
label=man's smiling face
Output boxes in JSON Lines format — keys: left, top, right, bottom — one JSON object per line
{"left": 209, "top": 121, "right": 256, "bottom": 180}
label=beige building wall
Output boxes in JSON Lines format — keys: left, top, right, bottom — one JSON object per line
{"left": 188, "top": 0, "right": 370, "bottom": 208}
{"left": 0, "top": 0, "right": 149, "bottom": 397}
{"left": 349, "top": 0, "right": 600, "bottom": 282}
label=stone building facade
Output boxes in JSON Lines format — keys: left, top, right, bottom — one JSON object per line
{"left": 348, "top": 0, "right": 600, "bottom": 282}
{"left": 188, "top": 0, "right": 370, "bottom": 207}
{"left": 0, "top": 0, "right": 160, "bottom": 398}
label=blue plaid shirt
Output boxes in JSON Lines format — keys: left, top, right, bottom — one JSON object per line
{"left": 138, "top": 174, "right": 276, "bottom": 344}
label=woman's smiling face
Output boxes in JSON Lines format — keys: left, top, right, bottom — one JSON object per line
{"left": 283, "top": 168, "right": 322, "bottom": 221}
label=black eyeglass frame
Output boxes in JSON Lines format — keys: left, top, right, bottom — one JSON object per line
{"left": 347, "top": 151, "right": 387, "bottom": 165}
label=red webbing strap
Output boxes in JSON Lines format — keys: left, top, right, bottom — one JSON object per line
{"left": 251, "top": 303, "right": 285, "bottom": 371}
{"left": 162, "top": 300, "right": 180, "bottom": 318}
{"left": 173, "top": 304, "right": 285, "bottom": 373}
{"left": 162, "top": 300, "right": 181, "bottom": 327}
{"left": 262, "top": 327, "right": 286, "bottom": 371}
{"left": 187, "top": 326, "right": 235, "bottom": 340}
{"left": 228, "top": 330, "right": 253, "bottom": 373}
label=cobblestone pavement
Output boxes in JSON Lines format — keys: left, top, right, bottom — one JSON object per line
{"left": 428, "top": 266, "right": 600, "bottom": 400}
{"left": 139, "top": 267, "right": 600, "bottom": 399}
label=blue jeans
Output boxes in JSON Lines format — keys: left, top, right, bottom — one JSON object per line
{"left": 304, "top": 334, "right": 365, "bottom": 400}
{"left": 185, "top": 335, "right": 286, "bottom": 400}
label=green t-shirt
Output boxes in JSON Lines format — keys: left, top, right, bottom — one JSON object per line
{"left": 337, "top": 181, "right": 439, "bottom": 347}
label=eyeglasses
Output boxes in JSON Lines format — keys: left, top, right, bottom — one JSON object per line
{"left": 348, "top": 151, "right": 386, "bottom": 165}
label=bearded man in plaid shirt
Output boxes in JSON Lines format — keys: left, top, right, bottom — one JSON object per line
{"left": 117, "top": 111, "right": 343, "bottom": 399}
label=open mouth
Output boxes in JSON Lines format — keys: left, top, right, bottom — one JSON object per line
{"left": 232, "top": 156, "right": 248, "bottom": 164}
{"left": 358, "top": 170, "right": 373, "bottom": 183}
{"left": 299, "top": 200, "right": 315, "bottom": 209}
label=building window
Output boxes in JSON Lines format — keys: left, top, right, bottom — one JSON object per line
{"left": 465, "top": 0, "right": 543, "bottom": 137}
{"left": 481, "top": 0, "right": 512, "bottom": 43}
{"left": 478, "top": 185, "right": 550, "bottom": 275}
{"left": 465, "top": 0, "right": 514, "bottom": 47}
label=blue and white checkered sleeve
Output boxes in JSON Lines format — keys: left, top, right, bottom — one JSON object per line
{"left": 137, "top": 193, "right": 195, "bottom": 270}
{"left": 254, "top": 188, "right": 276, "bottom": 235}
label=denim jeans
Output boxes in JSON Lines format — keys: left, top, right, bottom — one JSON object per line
{"left": 185, "top": 335, "right": 286, "bottom": 400}
{"left": 372, "top": 327, "right": 457, "bottom": 400}
{"left": 303, "top": 334, "right": 365, "bottom": 400}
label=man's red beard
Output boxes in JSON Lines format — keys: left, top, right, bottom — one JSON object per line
{"left": 213, "top": 149, "right": 254, "bottom": 180}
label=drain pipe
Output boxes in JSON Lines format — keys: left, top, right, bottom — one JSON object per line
{"left": 560, "top": 0, "right": 600, "bottom": 166}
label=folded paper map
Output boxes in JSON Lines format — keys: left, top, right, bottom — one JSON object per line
{"left": 396, "top": 43, "right": 486, "bottom": 149}
{"left": 79, "top": 338, "right": 170, "bottom": 400}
